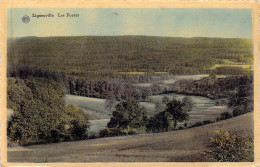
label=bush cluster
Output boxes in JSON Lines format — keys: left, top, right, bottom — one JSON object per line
{"left": 205, "top": 130, "right": 253, "bottom": 162}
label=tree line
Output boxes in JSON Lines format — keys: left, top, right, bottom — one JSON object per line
{"left": 171, "top": 75, "right": 253, "bottom": 118}
{"left": 171, "top": 75, "right": 253, "bottom": 100}
{"left": 7, "top": 65, "right": 164, "bottom": 101}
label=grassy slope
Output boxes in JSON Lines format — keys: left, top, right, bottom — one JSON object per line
{"left": 8, "top": 112, "right": 253, "bottom": 162}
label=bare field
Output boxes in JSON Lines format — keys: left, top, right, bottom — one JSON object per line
{"left": 7, "top": 112, "right": 253, "bottom": 162}
{"left": 65, "top": 95, "right": 111, "bottom": 120}
{"left": 210, "top": 64, "right": 252, "bottom": 70}
{"left": 160, "top": 75, "right": 209, "bottom": 85}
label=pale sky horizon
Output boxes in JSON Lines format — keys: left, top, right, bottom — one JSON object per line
{"left": 7, "top": 8, "right": 252, "bottom": 39}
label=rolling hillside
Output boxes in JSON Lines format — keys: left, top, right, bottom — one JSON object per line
{"left": 8, "top": 112, "right": 253, "bottom": 162}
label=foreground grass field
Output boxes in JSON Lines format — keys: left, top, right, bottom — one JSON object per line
{"left": 7, "top": 112, "right": 253, "bottom": 162}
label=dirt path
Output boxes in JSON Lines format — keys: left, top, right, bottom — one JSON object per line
{"left": 8, "top": 113, "right": 253, "bottom": 162}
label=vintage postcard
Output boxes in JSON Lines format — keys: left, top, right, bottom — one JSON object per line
{"left": 0, "top": 1, "right": 259, "bottom": 167}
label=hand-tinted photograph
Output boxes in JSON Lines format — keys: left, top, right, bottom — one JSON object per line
{"left": 7, "top": 8, "right": 254, "bottom": 162}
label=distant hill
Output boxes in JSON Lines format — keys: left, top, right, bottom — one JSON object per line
{"left": 7, "top": 36, "right": 252, "bottom": 79}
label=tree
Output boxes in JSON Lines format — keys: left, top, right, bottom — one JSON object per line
{"left": 164, "top": 99, "right": 189, "bottom": 130}
{"left": 228, "top": 85, "right": 253, "bottom": 111}
{"left": 155, "top": 101, "right": 164, "bottom": 113}
{"left": 107, "top": 98, "right": 147, "bottom": 135}
{"left": 146, "top": 99, "right": 189, "bottom": 133}
{"left": 151, "top": 83, "right": 161, "bottom": 95}
{"left": 146, "top": 111, "right": 168, "bottom": 133}
{"left": 162, "top": 96, "right": 170, "bottom": 104}
{"left": 105, "top": 99, "right": 117, "bottom": 113}
{"left": 182, "top": 97, "right": 193, "bottom": 112}
{"left": 8, "top": 78, "right": 67, "bottom": 145}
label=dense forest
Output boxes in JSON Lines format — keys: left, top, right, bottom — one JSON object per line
{"left": 7, "top": 78, "right": 89, "bottom": 145}
{"left": 8, "top": 36, "right": 252, "bottom": 79}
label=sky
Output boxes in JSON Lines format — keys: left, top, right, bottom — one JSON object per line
{"left": 7, "top": 8, "right": 252, "bottom": 38}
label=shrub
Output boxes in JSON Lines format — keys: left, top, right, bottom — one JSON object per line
{"left": 214, "top": 99, "right": 228, "bottom": 106}
{"left": 65, "top": 105, "right": 89, "bottom": 140}
{"left": 232, "top": 107, "right": 251, "bottom": 117}
{"left": 188, "top": 120, "right": 213, "bottom": 129}
{"left": 220, "top": 112, "right": 233, "bottom": 120}
{"left": 162, "top": 96, "right": 170, "bottom": 104}
{"left": 99, "top": 128, "right": 127, "bottom": 137}
{"left": 88, "top": 134, "right": 98, "bottom": 139}
{"left": 205, "top": 130, "right": 253, "bottom": 162}
{"left": 203, "top": 120, "right": 212, "bottom": 125}
{"left": 189, "top": 121, "right": 203, "bottom": 128}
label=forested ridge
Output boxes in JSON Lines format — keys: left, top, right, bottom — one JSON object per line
{"left": 8, "top": 36, "right": 252, "bottom": 79}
